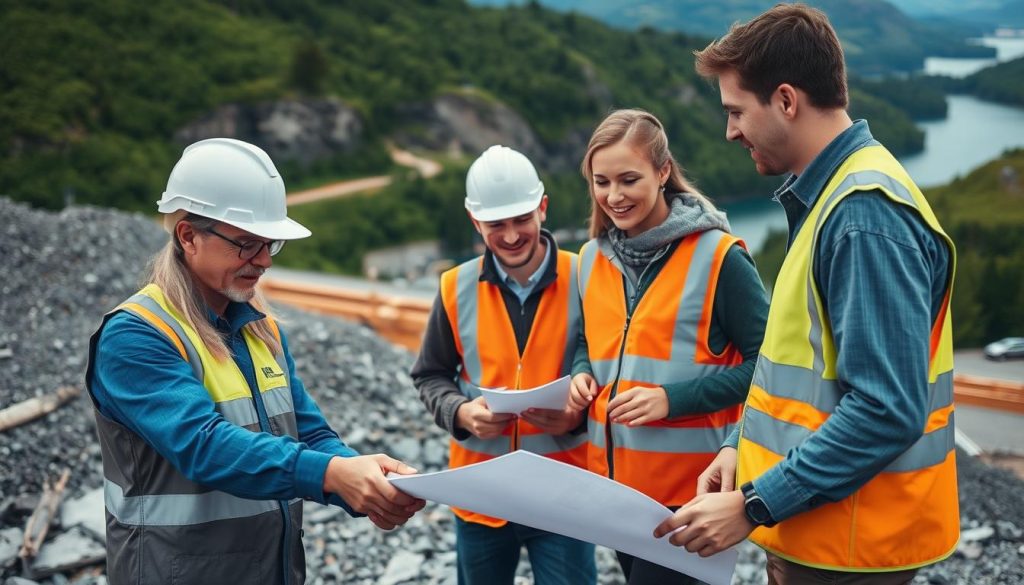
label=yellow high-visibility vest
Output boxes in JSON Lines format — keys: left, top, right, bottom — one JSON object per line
{"left": 737, "top": 144, "right": 959, "bottom": 571}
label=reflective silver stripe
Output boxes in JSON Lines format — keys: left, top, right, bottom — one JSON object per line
{"left": 520, "top": 431, "right": 588, "bottom": 455}
{"left": 590, "top": 231, "right": 733, "bottom": 387}
{"left": 210, "top": 387, "right": 296, "bottom": 431}
{"left": 740, "top": 405, "right": 814, "bottom": 457}
{"left": 562, "top": 253, "right": 581, "bottom": 376}
{"left": 752, "top": 357, "right": 841, "bottom": 413}
{"left": 124, "top": 294, "right": 204, "bottom": 382}
{"left": 885, "top": 411, "right": 955, "bottom": 472}
{"left": 454, "top": 259, "right": 483, "bottom": 384}
{"left": 104, "top": 478, "right": 300, "bottom": 526}
{"left": 261, "top": 385, "right": 295, "bottom": 419}
{"left": 577, "top": 240, "right": 599, "bottom": 298}
{"left": 602, "top": 354, "right": 741, "bottom": 387}
{"left": 742, "top": 404, "right": 954, "bottom": 473}
{"left": 216, "top": 396, "right": 260, "bottom": 427}
{"left": 590, "top": 421, "right": 733, "bottom": 454}
{"left": 454, "top": 434, "right": 510, "bottom": 457}
{"left": 457, "top": 379, "right": 483, "bottom": 399}
{"left": 271, "top": 344, "right": 288, "bottom": 382}
{"left": 753, "top": 356, "right": 955, "bottom": 415}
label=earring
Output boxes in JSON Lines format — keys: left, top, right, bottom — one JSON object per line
{"left": 659, "top": 184, "right": 666, "bottom": 192}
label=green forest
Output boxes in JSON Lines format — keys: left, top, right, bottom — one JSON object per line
{"left": 753, "top": 149, "right": 1024, "bottom": 347}
{"left": 2, "top": 0, "right": 929, "bottom": 213}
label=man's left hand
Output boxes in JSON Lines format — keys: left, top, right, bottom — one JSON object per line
{"left": 519, "top": 406, "right": 583, "bottom": 435}
{"left": 653, "top": 490, "right": 754, "bottom": 557}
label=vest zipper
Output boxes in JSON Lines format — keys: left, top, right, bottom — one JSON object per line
{"left": 605, "top": 250, "right": 663, "bottom": 480}
{"left": 241, "top": 336, "right": 291, "bottom": 585}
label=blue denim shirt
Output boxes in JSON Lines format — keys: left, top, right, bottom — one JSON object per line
{"left": 728, "top": 120, "right": 953, "bottom": 522}
{"left": 492, "top": 238, "right": 552, "bottom": 305}
{"left": 91, "top": 301, "right": 360, "bottom": 511}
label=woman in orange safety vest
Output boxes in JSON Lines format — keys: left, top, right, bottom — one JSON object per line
{"left": 568, "top": 109, "right": 769, "bottom": 585}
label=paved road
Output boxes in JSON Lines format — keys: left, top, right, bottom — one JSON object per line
{"left": 954, "top": 349, "right": 1024, "bottom": 383}
{"left": 956, "top": 404, "right": 1024, "bottom": 455}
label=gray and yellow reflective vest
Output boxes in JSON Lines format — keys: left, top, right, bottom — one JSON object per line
{"left": 85, "top": 284, "right": 304, "bottom": 585}
{"left": 736, "top": 144, "right": 958, "bottom": 570}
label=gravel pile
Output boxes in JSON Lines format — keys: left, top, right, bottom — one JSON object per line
{"left": 1, "top": 197, "right": 1022, "bottom": 584}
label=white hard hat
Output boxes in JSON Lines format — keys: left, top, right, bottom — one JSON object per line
{"left": 157, "top": 138, "right": 311, "bottom": 240}
{"left": 465, "top": 145, "right": 544, "bottom": 222}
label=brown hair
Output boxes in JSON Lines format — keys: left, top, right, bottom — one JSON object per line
{"left": 149, "top": 211, "right": 282, "bottom": 361}
{"left": 581, "top": 109, "right": 715, "bottom": 239}
{"left": 693, "top": 3, "right": 848, "bottom": 109}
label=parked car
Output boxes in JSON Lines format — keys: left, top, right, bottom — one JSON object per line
{"left": 983, "top": 337, "right": 1024, "bottom": 361}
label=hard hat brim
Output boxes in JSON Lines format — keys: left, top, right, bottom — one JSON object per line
{"left": 466, "top": 195, "right": 543, "bottom": 222}
{"left": 218, "top": 216, "right": 312, "bottom": 241}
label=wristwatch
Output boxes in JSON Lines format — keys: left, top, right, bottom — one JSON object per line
{"left": 741, "top": 481, "right": 777, "bottom": 527}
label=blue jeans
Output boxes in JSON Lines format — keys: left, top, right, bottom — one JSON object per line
{"left": 455, "top": 516, "right": 596, "bottom": 585}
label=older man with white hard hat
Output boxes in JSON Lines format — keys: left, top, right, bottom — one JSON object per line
{"left": 411, "top": 145, "right": 596, "bottom": 585}
{"left": 86, "top": 138, "right": 425, "bottom": 585}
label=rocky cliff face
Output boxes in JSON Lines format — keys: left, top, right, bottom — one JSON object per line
{"left": 175, "top": 98, "right": 364, "bottom": 168}
{"left": 392, "top": 91, "right": 546, "bottom": 163}
{"left": 392, "top": 90, "right": 597, "bottom": 173}
{"left": 172, "top": 91, "right": 595, "bottom": 174}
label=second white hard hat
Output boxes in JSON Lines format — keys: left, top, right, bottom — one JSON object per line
{"left": 465, "top": 145, "right": 544, "bottom": 222}
{"left": 157, "top": 138, "right": 311, "bottom": 240}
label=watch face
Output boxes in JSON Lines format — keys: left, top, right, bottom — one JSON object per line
{"left": 746, "top": 498, "right": 771, "bottom": 525}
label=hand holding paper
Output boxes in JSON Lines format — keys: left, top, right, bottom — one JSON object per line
{"left": 479, "top": 375, "right": 572, "bottom": 414}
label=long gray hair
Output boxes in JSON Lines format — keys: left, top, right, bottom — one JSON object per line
{"left": 145, "top": 210, "right": 282, "bottom": 362}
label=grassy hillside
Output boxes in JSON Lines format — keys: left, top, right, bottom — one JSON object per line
{"left": 1, "top": 0, "right": 928, "bottom": 215}
{"left": 754, "top": 148, "right": 1024, "bottom": 347}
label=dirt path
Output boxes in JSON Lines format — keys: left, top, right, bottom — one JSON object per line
{"left": 286, "top": 146, "right": 440, "bottom": 206}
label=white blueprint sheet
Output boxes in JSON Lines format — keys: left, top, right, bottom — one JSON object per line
{"left": 478, "top": 375, "right": 571, "bottom": 414}
{"left": 388, "top": 450, "right": 737, "bottom": 585}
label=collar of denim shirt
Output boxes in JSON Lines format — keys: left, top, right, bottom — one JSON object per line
{"left": 205, "top": 301, "right": 266, "bottom": 336}
{"left": 773, "top": 119, "right": 880, "bottom": 210}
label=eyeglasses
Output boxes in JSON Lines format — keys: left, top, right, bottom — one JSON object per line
{"left": 204, "top": 228, "right": 285, "bottom": 260}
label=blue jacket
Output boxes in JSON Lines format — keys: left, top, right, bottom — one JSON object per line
{"left": 90, "top": 300, "right": 359, "bottom": 509}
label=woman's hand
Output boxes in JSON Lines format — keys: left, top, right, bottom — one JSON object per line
{"left": 569, "top": 373, "right": 598, "bottom": 411}
{"left": 606, "top": 386, "right": 669, "bottom": 426}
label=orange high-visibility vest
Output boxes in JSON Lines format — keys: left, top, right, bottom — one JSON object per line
{"left": 578, "top": 229, "right": 744, "bottom": 506}
{"left": 441, "top": 249, "right": 587, "bottom": 527}
{"left": 736, "top": 144, "right": 959, "bottom": 571}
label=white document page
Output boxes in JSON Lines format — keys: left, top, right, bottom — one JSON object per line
{"left": 388, "top": 450, "right": 737, "bottom": 585}
{"left": 478, "top": 375, "right": 571, "bottom": 414}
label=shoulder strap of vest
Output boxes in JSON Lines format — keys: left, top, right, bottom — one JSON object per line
{"left": 117, "top": 284, "right": 188, "bottom": 360}
{"left": 116, "top": 285, "right": 204, "bottom": 381}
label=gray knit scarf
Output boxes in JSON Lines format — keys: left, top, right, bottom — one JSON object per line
{"left": 607, "top": 192, "right": 731, "bottom": 269}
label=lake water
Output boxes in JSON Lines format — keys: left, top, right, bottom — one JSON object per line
{"left": 899, "top": 95, "right": 1024, "bottom": 188}
{"left": 924, "top": 37, "right": 1024, "bottom": 78}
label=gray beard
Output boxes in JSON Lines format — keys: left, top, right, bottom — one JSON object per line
{"left": 223, "top": 286, "right": 256, "bottom": 303}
